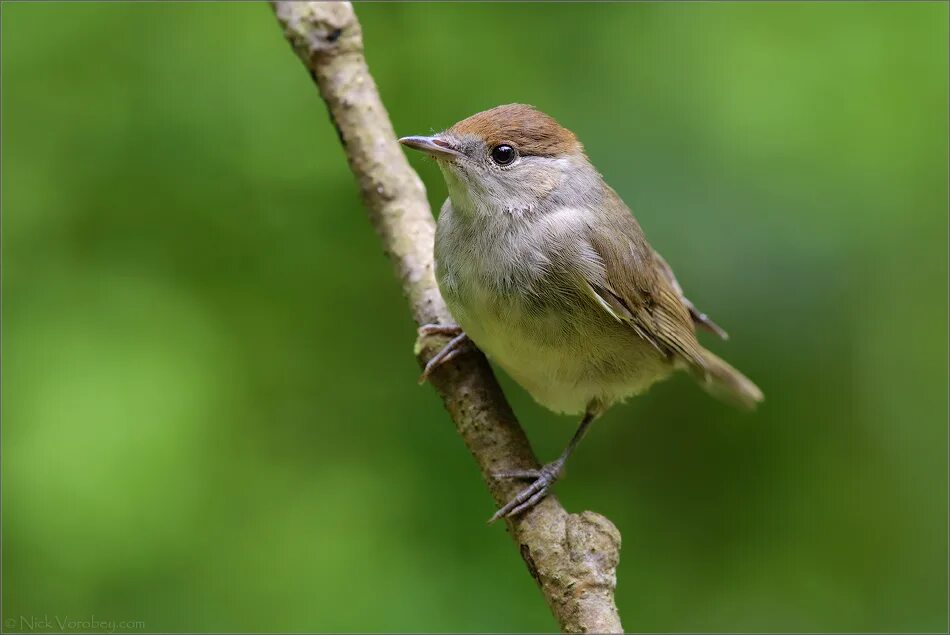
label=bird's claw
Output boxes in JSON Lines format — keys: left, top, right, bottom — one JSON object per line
{"left": 416, "top": 323, "right": 471, "bottom": 384}
{"left": 488, "top": 460, "right": 564, "bottom": 524}
{"left": 418, "top": 324, "right": 463, "bottom": 338}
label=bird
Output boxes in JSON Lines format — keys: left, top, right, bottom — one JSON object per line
{"left": 399, "top": 104, "right": 763, "bottom": 523}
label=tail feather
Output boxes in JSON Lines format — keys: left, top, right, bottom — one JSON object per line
{"left": 691, "top": 349, "right": 764, "bottom": 411}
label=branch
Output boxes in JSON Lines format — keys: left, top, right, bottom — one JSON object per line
{"left": 270, "top": 3, "right": 623, "bottom": 632}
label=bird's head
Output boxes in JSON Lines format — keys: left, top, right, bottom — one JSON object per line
{"left": 400, "top": 104, "right": 598, "bottom": 216}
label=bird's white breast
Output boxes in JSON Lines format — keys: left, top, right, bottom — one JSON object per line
{"left": 434, "top": 200, "right": 671, "bottom": 416}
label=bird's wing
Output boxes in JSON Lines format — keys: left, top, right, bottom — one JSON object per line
{"left": 652, "top": 250, "right": 729, "bottom": 340}
{"left": 571, "top": 192, "right": 763, "bottom": 410}
{"left": 579, "top": 196, "right": 709, "bottom": 369}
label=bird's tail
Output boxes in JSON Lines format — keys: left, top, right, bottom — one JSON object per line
{"left": 690, "top": 348, "right": 764, "bottom": 411}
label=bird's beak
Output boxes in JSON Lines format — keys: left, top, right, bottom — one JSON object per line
{"left": 398, "top": 135, "right": 462, "bottom": 160}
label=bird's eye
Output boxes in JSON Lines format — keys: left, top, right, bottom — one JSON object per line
{"left": 490, "top": 144, "right": 517, "bottom": 166}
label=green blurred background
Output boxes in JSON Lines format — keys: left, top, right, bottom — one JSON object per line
{"left": 2, "top": 2, "right": 947, "bottom": 632}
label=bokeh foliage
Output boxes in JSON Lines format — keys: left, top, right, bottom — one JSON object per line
{"left": 2, "top": 2, "right": 947, "bottom": 632}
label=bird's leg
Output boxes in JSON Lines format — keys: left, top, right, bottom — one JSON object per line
{"left": 416, "top": 323, "right": 473, "bottom": 384}
{"left": 489, "top": 404, "right": 602, "bottom": 523}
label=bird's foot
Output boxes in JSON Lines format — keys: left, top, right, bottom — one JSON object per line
{"left": 489, "top": 459, "right": 565, "bottom": 523}
{"left": 418, "top": 323, "right": 464, "bottom": 338}
{"left": 416, "top": 323, "right": 472, "bottom": 384}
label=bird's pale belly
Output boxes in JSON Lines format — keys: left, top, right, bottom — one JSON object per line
{"left": 445, "top": 289, "right": 673, "bottom": 416}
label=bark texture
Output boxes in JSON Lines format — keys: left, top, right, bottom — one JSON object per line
{"left": 271, "top": 3, "right": 623, "bottom": 632}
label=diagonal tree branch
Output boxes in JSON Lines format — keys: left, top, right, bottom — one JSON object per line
{"left": 270, "top": 3, "right": 623, "bottom": 632}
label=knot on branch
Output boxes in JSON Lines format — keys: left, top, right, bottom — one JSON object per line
{"left": 272, "top": 1, "right": 361, "bottom": 64}
{"left": 546, "top": 511, "right": 622, "bottom": 633}
{"left": 565, "top": 511, "right": 621, "bottom": 591}
{"left": 516, "top": 508, "right": 622, "bottom": 632}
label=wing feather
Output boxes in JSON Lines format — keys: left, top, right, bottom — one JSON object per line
{"left": 581, "top": 190, "right": 709, "bottom": 371}
{"left": 570, "top": 188, "right": 763, "bottom": 409}
{"left": 653, "top": 250, "right": 729, "bottom": 340}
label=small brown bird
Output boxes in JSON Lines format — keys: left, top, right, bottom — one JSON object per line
{"left": 400, "top": 104, "right": 763, "bottom": 522}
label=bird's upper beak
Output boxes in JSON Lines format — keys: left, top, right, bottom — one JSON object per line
{"left": 398, "top": 135, "right": 462, "bottom": 160}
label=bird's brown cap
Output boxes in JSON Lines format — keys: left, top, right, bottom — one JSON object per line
{"left": 448, "top": 103, "right": 582, "bottom": 157}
